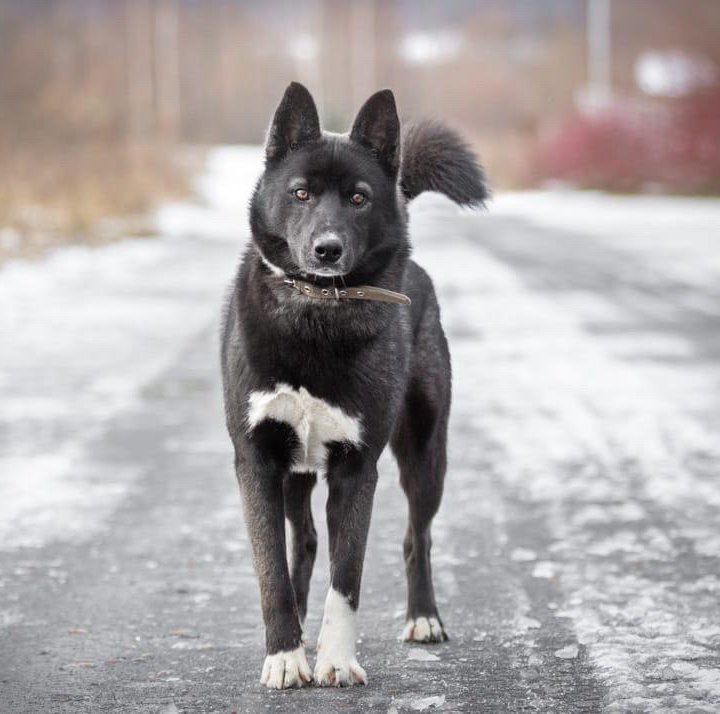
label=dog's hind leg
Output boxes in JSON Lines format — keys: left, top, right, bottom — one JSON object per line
{"left": 391, "top": 317, "right": 451, "bottom": 644}
{"left": 283, "top": 471, "right": 318, "bottom": 625}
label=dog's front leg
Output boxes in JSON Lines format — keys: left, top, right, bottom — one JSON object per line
{"left": 236, "top": 456, "right": 311, "bottom": 689}
{"left": 314, "top": 456, "right": 378, "bottom": 687}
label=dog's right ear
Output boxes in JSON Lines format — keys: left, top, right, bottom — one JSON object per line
{"left": 265, "top": 82, "right": 321, "bottom": 162}
{"left": 350, "top": 90, "right": 400, "bottom": 176}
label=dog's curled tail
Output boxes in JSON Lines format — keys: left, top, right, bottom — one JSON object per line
{"left": 401, "top": 121, "right": 489, "bottom": 207}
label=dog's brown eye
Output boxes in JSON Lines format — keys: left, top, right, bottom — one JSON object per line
{"left": 351, "top": 192, "right": 366, "bottom": 206}
{"left": 294, "top": 188, "right": 310, "bottom": 201}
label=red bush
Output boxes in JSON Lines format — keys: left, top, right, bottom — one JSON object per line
{"left": 533, "top": 87, "right": 720, "bottom": 193}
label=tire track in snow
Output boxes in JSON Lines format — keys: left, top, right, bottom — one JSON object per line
{"left": 0, "top": 147, "right": 262, "bottom": 553}
{"left": 410, "top": 198, "right": 720, "bottom": 712}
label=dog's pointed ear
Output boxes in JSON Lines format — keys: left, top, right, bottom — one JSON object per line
{"left": 265, "top": 82, "right": 321, "bottom": 162}
{"left": 350, "top": 89, "right": 400, "bottom": 176}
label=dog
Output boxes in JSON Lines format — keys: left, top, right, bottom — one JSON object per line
{"left": 221, "top": 82, "right": 487, "bottom": 689}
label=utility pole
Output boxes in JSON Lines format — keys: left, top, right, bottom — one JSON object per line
{"left": 126, "top": 0, "right": 154, "bottom": 141}
{"left": 582, "top": 0, "right": 612, "bottom": 111}
{"left": 288, "top": 0, "right": 324, "bottom": 118}
{"left": 351, "top": 0, "right": 376, "bottom": 110}
{"left": 154, "top": 0, "right": 181, "bottom": 141}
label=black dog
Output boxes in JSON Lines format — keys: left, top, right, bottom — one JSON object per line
{"left": 221, "top": 82, "right": 486, "bottom": 689}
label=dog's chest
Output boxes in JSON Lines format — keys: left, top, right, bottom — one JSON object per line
{"left": 246, "top": 384, "right": 363, "bottom": 472}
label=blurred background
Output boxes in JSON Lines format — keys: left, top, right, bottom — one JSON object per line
{"left": 3, "top": 3, "right": 720, "bottom": 711}
{"left": 2, "top": 0, "right": 720, "bottom": 260}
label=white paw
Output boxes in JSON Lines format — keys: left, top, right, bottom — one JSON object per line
{"left": 402, "top": 616, "right": 446, "bottom": 643}
{"left": 314, "top": 654, "right": 367, "bottom": 687}
{"left": 314, "top": 588, "right": 368, "bottom": 687}
{"left": 260, "top": 646, "right": 312, "bottom": 689}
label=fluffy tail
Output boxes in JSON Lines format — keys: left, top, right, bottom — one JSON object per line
{"left": 401, "top": 121, "right": 489, "bottom": 207}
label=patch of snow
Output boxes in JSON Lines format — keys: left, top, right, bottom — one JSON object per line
{"left": 517, "top": 616, "right": 541, "bottom": 631}
{"left": 392, "top": 694, "right": 446, "bottom": 711}
{"left": 157, "top": 145, "right": 263, "bottom": 242}
{"left": 0, "top": 146, "right": 263, "bottom": 552}
{"left": 531, "top": 562, "right": 557, "bottom": 579}
{"left": 407, "top": 648, "right": 440, "bottom": 662}
{"left": 0, "top": 609, "right": 23, "bottom": 627}
{"left": 412, "top": 695, "right": 446, "bottom": 711}
{"left": 554, "top": 645, "right": 579, "bottom": 660}
{"left": 510, "top": 547, "right": 537, "bottom": 562}
{"left": 410, "top": 192, "right": 720, "bottom": 710}
{"left": 492, "top": 191, "right": 720, "bottom": 306}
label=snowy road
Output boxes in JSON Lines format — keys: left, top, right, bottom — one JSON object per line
{"left": 1, "top": 148, "right": 720, "bottom": 713}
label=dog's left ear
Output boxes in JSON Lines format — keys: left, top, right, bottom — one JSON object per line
{"left": 350, "top": 89, "right": 400, "bottom": 176}
{"left": 266, "top": 82, "right": 321, "bottom": 162}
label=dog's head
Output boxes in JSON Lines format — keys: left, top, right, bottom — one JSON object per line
{"left": 250, "top": 82, "right": 405, "bottom": 281}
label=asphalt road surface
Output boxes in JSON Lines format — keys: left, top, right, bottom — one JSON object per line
{"left": 1, "top": 149, "right": 720, "bottom": 713}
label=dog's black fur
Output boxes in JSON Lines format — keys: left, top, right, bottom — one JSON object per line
{"left": 221, "top": 82, "right": 486, "bottom": 688}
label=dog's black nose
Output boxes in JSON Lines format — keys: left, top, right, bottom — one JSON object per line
{"left": 313, "top": 237, "right": 343, "bottom": 264}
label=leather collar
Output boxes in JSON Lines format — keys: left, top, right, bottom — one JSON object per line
{"left": 284, "top": 277, "right": 411, "bottom": 305}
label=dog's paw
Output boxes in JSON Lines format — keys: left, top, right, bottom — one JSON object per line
{"left": 260, "top": 646, "right": 312, "bottom": 689}
{"left": 314, "top": 655, "right": 367, "bottom": 687}
{"left": 402, "top": 616, "right": 447, "bottom": 643}
{"left": 313, "top": 587, "right": 368, "bottom": 686}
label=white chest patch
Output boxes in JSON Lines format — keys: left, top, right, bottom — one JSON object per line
{"left": 247, "top": 383, "right": 363, "bottom": 473}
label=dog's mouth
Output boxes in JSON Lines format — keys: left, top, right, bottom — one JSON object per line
{"left": 303, "top": 266, "right": 347, "bottom": 279}
{"left": 297, "top": 270, "right": 349, "bottom": 289}
{"left": 284, "top": 253, "right": 350, "bottom": 283}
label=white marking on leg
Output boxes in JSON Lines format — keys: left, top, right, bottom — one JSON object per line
{"left": 247, "top": 384, "right": 363, "bottom": 473}
{"left": 314, "top": 588, "right": 367, "bottom": 687}
{"left": 260, "top": 645, "right": 312, "bottom": 689}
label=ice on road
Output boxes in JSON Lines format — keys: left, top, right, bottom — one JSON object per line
{"left": 1, "top": 148, "right": 720, "bottom": 712}
{"left": 0, "top": 148, "right": 261, "bottom": 550}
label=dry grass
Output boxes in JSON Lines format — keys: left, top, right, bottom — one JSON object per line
{"left": 0, "top": 141, "right": 199, "bottom": 263}
{"left": 0, "top": 128, "right": 543, "bottom": 268}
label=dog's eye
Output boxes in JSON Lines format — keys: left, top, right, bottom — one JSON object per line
{"left": 294, "top": 188, "right": 310, "bottom": 201}
{"left": 350, "top": 192, "right": 366, "bottom": 206}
